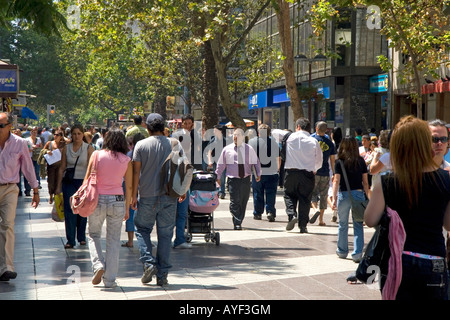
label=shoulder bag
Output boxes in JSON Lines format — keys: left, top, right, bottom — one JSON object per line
{"left": 339, "top": 159, "right": 368, "bottom": 223}
{"left": 70, "top": 151, "right": 99, "bottom": 218}
{"left": 355, "top": 176, "right": 391, "bottom": 284}
{"left": 63, "top": 144, "right": 82, "bottom": 184}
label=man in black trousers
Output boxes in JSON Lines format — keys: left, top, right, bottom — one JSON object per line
{"left": 216, "top": 128, "right": 261, "bottom": 230}
{"left": 283, "top": 118, "right": 323, "bottom": 233}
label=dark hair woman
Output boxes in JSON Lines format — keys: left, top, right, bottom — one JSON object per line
{"left": 85, "top": 127, "right": 133, "bottom": 288}
{"left": 332, "top": 136, "right": 370, "bottom": 262}
{"left": 58, "top": 124, "right": 94, "bottom": 249}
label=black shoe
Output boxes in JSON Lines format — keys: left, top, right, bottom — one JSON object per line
{"left": 346, "top": 272, "right": 358, "bottom": 284}
{"left": 25, "top": 192, "right": 31, "bottom": 197}
{"left": 234, "top": 225, "right": 242, "bottom": 230}
{"left": 309, "top": 211, "right": 320, "bottom": 224}
{"left": 0, "top": 271, "right": 17, "bottom": 281}
{"left": 220, "top": 194, "right": 225, "bottom": 199}
{"left": 141, "top": 264, "right": 157, "bottom": 284}
{"left": 267, "top": 213, "right": 275, "bottom": 222}
{"left": 300, "top": 227, "right": 308, "bottom": 233}
{"left": 286, "top": 217, "right": 297, "bottom": 231}
{"left": 157, "top": 275, "right": 168, "bottom": 286}
{"left": 253, "top": 214, "right": 262, "bottom": 220}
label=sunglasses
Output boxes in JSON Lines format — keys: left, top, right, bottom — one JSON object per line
{"left": 432, "top": 136, "right": 449, "bottom": 144}
{"left": 0, "top": 123, "right": 10, "bottom": 128}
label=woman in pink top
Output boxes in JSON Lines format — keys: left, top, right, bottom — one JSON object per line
{"left": 85, "top": 128, "right": 133, "bottom": 288}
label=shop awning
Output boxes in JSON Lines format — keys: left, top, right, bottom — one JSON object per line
{"left": 225, "top": 119, "right": 255, "bottom": 128}
{"left": 21, "top": 107, "right": 39, "bottom": 120}
{"left": 421, "top": 79, "right": 450, "bottom": 95}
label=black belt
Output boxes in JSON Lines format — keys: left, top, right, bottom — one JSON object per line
{"left": 229, "top": 176, "right": 250, "bottom": 180}
{"left": 285, "top": 169, "right": 312, "bottom": 173}
{"left": 0, "top": 183, "right": 15, "bottom": 186}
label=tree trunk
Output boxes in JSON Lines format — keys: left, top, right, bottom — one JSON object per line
{"left": 202, "top": 41, "right": 219, "bottom": 130}
{"left": 153, "top": 88, "right": 167, "bottom": 120}
{"left": 210, "top": 37, "right": 246, "bottom": 129}
{"left": 274, "top": 0, "right": 303, "bottom": 121}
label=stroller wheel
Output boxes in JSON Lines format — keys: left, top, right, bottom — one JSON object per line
{"left": 186, "top": 233, "right": 192, "bottom": 243}
{"left": 204, "top": 234, "right": 211, "bottom": 242}
{"left": 214, "top": 232, "right": 220, "bottom": 246}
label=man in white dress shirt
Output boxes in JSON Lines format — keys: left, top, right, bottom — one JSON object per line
{"left": 283, "top": 118, "right": 323, "bottom": 233}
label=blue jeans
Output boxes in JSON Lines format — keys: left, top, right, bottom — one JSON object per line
{"left": 87, "top": 194, "right": 126, "bottom": 286}
{"left": 134, "top": 195, "right": 177, "bottom": 277}
{"left": 24, "top": 160, "right": 41, "bottom": 192}
{"left": 62, "top": 179, "right": 87, "bottom": 246}
{"left": 336, "top": 190, "right": 365, "bottom": 260}
{"left": 173, "top": 192, "right": 189, "bottom": 247}
{"left": 252, "top": 173, "right": 279, "bottom": 217}
{"left": 382, "top": 254, "right": 448, "bottom": 300}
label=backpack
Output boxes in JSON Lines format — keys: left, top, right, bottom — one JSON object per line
{"left": 161, "top": 146, "right": 194, "bottom": 198}
{"left": 280, "top": 131, "right": 292, "bottom": 165}
{"left": 256, "top": 136, "right": 273, "bottom": 168}
{"left": 279, "top": 132, "right": 292, "bottom": 187}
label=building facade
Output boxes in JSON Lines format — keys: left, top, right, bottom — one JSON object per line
{"left": 248, "top": 3, "right": 389, "bottom": 135}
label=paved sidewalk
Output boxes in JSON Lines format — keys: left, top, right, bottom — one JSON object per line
{"left": 0, "top": 179, "right": 381, "bottom": 301}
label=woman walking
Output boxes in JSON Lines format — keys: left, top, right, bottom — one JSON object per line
{"left": 365, "top": 116, "right": 450, "bottom": 300}
{"left": 43, "top": 129, "right": 66, "bottom": 204}
{"left": 86, "top": 128, "right": 133, "bottom": 288}
{"left": 332, "top": 136, "right": 370, "bottom": 262}
{"left": 58, "top": 124, "right": 94, "bottom": 249}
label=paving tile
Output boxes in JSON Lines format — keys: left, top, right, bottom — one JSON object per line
{"left": 0, "top": 180, "right": 380, "bottom": 301}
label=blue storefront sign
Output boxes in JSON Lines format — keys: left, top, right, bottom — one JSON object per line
{"left": 369, "top": 74, "right": 388, "bottom": 93}
{"left": 0, "top": 69, "right": 19, "bottom": 93}
{"left": 272, "top": 88, "right": 289, "bottom": 104}
{"left": 248, "top": 90, "right": 271, "bottom": 109}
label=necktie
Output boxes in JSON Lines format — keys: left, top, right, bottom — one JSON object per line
{"left": 237, "top": 146, "right": 245, "bottom": 178}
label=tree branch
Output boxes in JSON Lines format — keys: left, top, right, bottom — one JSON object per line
{"left": 223, "top": 0, "right": 271, "bottom": 65}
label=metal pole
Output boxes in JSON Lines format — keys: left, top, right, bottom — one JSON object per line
{"left": 308, "top": 62, "right": 312, "bottom": 123}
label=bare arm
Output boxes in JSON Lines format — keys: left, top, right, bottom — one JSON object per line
{"left": 131, "top": 161, "right": 141, "bottom": 210}
{"left": 364, "top": 180, "right": 386, "bottom": 227}
{"left": 124, "top": 161, "right": 133, "bottom": 220}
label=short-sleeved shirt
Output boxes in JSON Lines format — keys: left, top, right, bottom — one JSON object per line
{"left": 382, "top": 170, "right": 450, "bottom": 257}
{"left": 125, "top": 125, "right": 149, "bottom": 138}
{"left": 133, "top": 135, "right": 172, "bottom": 197}
{"left": 96, "top": 150, "right": 130, "bottom": 195}
{"left": 311, "top": 133, "right": 336, "bottom": 176}
{"left": 335, "top": 157, "right": 367, "bottom": 191}
{"left": 248, "top": 136, "right": 280, "bottom": 176}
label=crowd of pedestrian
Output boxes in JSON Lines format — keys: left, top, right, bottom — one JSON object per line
{"left": 0, "top": 110, "right": 449, "bottom": 299}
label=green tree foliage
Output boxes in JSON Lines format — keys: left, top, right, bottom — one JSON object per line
{"left": 0, "top": 25, "right": 84, "bottom": 126}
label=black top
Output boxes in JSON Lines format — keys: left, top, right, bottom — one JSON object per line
{"left": 382, "top": 169, "right": 450, "bottom": 257}
{"left": 335, "top": 157, "right": 367, "bottom": 191}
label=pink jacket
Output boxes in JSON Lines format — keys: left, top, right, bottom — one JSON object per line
{"left": 381, "top": 207, "right": 406, "bottom": 300}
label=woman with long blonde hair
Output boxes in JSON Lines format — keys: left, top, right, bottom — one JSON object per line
{"left": 365, "top": 115, "right": 450, "bottom": 300}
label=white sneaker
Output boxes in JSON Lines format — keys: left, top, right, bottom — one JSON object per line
{"left": 174, "top": 242, "right": 192, "bottom": 249}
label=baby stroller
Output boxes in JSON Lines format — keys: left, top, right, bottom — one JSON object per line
{"left": 185, "top": 171, "right": 220, "bottom": 246}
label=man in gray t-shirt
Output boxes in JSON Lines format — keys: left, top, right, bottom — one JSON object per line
{"left": 131, "top": 113, "right": 177, "bottom": 287}
{"left": 133, "top": 135, "right": 171, "bottom": 197}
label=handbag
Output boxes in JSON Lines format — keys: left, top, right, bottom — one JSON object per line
{"left": 70, "top": 151, "right": 99, "bottom": 218}
{"left": 339, "top": 160, "right": 368, "bottom": 222}
{"left": 62, "top": 155, "right": 80, "bottom": 184}
{"left": 355, "top": 210, "right": 391, "bottom": 284}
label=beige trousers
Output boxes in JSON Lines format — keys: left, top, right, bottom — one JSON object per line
{"left": 0, "top": 183, "right": 19, "bottom": 274}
